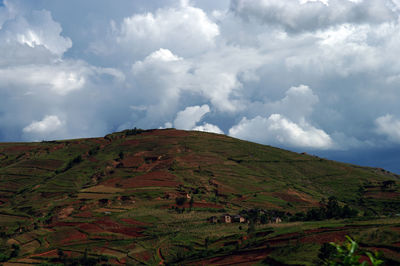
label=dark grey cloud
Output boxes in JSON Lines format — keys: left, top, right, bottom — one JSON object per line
{"left": 231, "top": 0, "right": 399, "bottom": 33}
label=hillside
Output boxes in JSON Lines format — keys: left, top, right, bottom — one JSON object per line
{"left": 0, "top": 128, "right": 399, "bottom": 265}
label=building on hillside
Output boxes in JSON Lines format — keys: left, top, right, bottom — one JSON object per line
{"left": 208, "top": 216, "right": 218, "bottom": 223}
{"left": 232, "top": 215, "right": 246, "bottom": 223}
{"left": 220, "top": 214, "right": 232, "bottom": 223}
{"left": 270, "top": 217, "right": 282, "bottom": 224}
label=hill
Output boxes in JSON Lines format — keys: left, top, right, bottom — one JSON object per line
{"left": 0, "top": 128, "right": 399, "bottom": 265}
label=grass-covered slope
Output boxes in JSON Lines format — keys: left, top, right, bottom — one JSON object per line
{"left": 0, "top": 128, "right": 399, "bottom": 265}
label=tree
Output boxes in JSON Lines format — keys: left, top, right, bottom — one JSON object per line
{"left": 326, "top": 196, "right": 341, "bottom": 219}
{"left": 175, "top": 197, "right": 186, "bottom": 206}
{"left": 204, "top": 237, "right": 209, "bottom": 250}
{"left": 189, "top": 196, "right": 194, "bottom": 210}
{"left": 318, "top": 243, "right": 336, "bottom": 264}
{"left": 10, "top": 244, "right": 20, "bottom": 258}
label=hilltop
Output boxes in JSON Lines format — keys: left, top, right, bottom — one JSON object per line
{"left": 0, "top": 128, "right": 399, "bottom": 265}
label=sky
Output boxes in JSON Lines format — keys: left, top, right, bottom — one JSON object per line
{"left": 1, "top": 0, "right": 400, "bottom": 173}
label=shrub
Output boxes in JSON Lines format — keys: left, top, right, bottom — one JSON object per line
{"left": 326, "top": 236, "right": 384, "bottom": 266}
{"left": 0, "top": 252, "right": 9, "bottom": 262}
{"left": 175, "top": 197, "right": 187, "bottom": 206}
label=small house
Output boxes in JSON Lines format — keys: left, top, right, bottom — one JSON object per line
{"left": 270, "top": 217, "right": 282, "bottom": 224}
{"left": 208, "top": 216, "right": 218, "bottom": 223}
{"left": 220, "top": 214, "right": 232, "bottom": 223}
{"left": 232, "top": 215, "right": 246, "bottom": 223}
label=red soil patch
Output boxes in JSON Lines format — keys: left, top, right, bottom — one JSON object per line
{"left": 95, "top": 217, "right": 144, "bottom": 237}
{"left": 120, "top": 218, "right": 148, "bottom": 226}
{"left": 3, "top": 145, "right": 35, "bottom": 153}
{"left": 166, "top": 202, "right": 223, "bottom": 209}
{"left": 31, "top": 249, "right": 58, "bottom": 258}
{"left": 88, "top": 157, "right": 98, "bottom": 162}
{"left": 120, "top": 139, "right": 141, "bottom": 146}
{"left": 91, "top": 138, "right": 108, "bottom": 145}
{"left": 16, "top": 159, "right": 64, "bottom": 170}
{"left": 121, "top": 156, "right": 144, "bottom": 168}
{"left": 48, "top": 222, "right": 82, "bottom": 228}
{"left": 299, "top": 231, "right": 348, "bottom": 244}
{"left": 50, "top": 143, "right": 66, "bottom": 152}
{"left": 109, "top": 259, "right": 126, "bottom": 265}
{"left": 144, "top": 129, "right": 190, "bottom": 137}
{"left": 78, "top": 223, "right": 108, "bottom": 234}
{"left": 58, "top": 206, "right": 74, "bottom": 219}
{"left": 372, "top": 247, "right": 400, "bottom": 260}
{"left": 192, "top": 248, "right": 271, "bottom": 265}
{"left": 95, "top": 218, "right": 122, "bottom": 229}
{"left": 0, "top": 198, "right": 9, "bottom": 204}
{"left": 272, "top": 189, "right": 319, "bottom": 206}
{"left": 59, "top": 230, "right": 88, "bottom": 245}
{"left": 74, "top": 211, "right": 93, "bottom": 218}
{"left": 133, "top": 251, "right": 152, "bottom": 261}
{"left": 103, "top": 171, "right": 180, "bottom": 188}
{"left": 365, "top": 191, "right": 400, "bottom": 199}
{"left": 177, "top": 153, "right": 220, "bottom": 167}
{"left": 192, "top": 202, "right": 223, "bottom": 208}
{"left": 109, "top": 227, "right": 143, "bottom": 237}
{"left": 30, "top": 249, "right": 80, "bottom": 259}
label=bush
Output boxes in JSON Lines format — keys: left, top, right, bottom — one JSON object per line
{"left": 0, "top": 252, "right": 9, "bottom": 262}
{"left": 326, "top": 236, "right": 383, "bottom": 266}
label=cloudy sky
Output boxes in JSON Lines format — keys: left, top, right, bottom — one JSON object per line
{"left": 2, "top": 0, "right": 400, "bottom": 173}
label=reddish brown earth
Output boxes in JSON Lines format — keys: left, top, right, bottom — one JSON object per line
{"left": 299, "top": 231, "right": 348, "bottom": 244}
{"left": 109, "top": 258, "right": 126, "bottom": 265}
{"left": 372, "top": 247, "right": 400, "bottom": 261}
{"left": 121, "top": 155, "right": 144, "bottom": 168}
{"left": 191, "top": 248, "right": 271, "bottom": 266}
{"left": 94, "top": 218, "right": 144, "bottom": 237}
{"left": 365, "top": 191, "right": 400, "bottom": 199}
{"left": 145, "top": 130, "right": 190, "bottom": 137}
{"left": 120, "top": 218, "right": 148, "bottom": 226}
{"left": 103, "top": 170, "right": 180, "bottom": 188}
{"left": 169, "top": 202, "right": 224, "bottom": 209}
{"left": 78, "top": 223, "right": 108, "bottom": 234}
{"left": 133, "top": 251, "right": 152, "bottom": 261}
{"left": 30, "top": 249, "right": 59, "bottom": 258}
{"left": 1, "top": 145, "right": 35, "bottom": 153}
{"left": 31, "top": 249, "right": 81, "bottom": 259}
{"left": 120, "top": 139, "right": 141, "bottom": 146}
{"left": 73, "top": 211, "right": 93, "bottom": 218}
{"left": 59, "top": 230, "right": 88, "bottom": 245}
{"left": 48, "top": 222, "right": 82, "bottom": 228}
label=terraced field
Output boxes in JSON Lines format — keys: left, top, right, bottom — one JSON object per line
{"left": 0, "top": 129, "right": 399, "bottom": 265}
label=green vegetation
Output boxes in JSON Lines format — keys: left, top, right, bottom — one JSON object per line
{"left": 324, "top": 236, "right": 384, "bottom": 266}
{"left": 0, "top": 128, "right": 399, "bottom": 265}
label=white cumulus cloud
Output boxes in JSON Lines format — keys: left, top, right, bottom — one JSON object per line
{"left": 174, "top": 104, "right": 210, "bottom": 130}
{"left": 93, "top": 1, "right": 219, "bottom": 58}
{"left": 23, "top": 115, "right": 63, "bottom": 134}
{"left": 193, "top": 123, "right": 224, "bottom": 134}
{"left": 229, "top": 114, "right": 333, "bottom": 149}
{"left": 0, "top": 9, "right": 71, "bottom": 57}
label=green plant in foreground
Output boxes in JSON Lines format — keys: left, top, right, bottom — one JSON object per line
{"left": 326, "top": 235, "right": 383, "bottom": 266}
